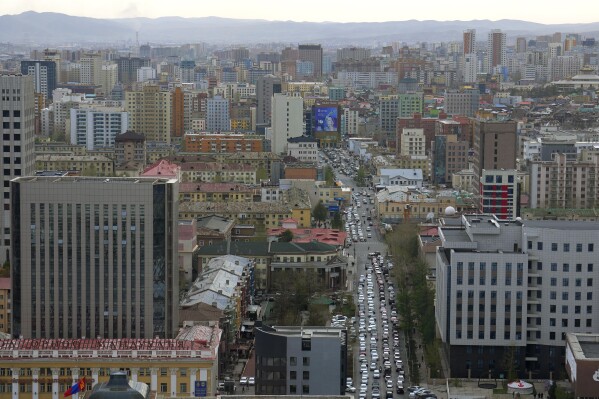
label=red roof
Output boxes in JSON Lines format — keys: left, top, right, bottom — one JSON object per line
{"left": 267, "top": 228, "right": 347, "bottom": 246}
{"left": 0, "top": 278, "right": 9, "bottom": 290}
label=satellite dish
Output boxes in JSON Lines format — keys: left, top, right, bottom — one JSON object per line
{"left": 515, "top": 217, "right": 523, "bottom": 222}
{"left": 426, "top": 212, "right": 435, "bottom": 222}
{"left": 444, "top": 206, "right": 456, "bottom": 216}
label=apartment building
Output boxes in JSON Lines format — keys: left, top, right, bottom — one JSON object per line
{"left": 435, "top": 214, "right": 599, "bottom": 378}
{"left": 287, "top": 136, "right": 318, "bottom": 162}
{"left": 125, "top": 86, "right": 172, "bottom": 143}
{"left": 69, "top": 107, "right": 128, "bottom": 150}
{"left": 183, "top": 132, "right": 264, "bottom": 153}
{"left": 479, "top": 169, "right": 519, "bottom": 219}
{"left": 530, "top": 153, "right": 599, "bottom": 209}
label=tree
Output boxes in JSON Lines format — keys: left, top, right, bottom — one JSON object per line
{"left": 324, "top": 166, "right": 335, "bottom": 186}
{"left": 331, "top": 212, "right": 343, "bottom": 229}
{"left": 256, "top": 166, "right": 268, "bottom": 181}
{"left": 355, "top": 166, "right": 366, "bottom": 187}
{"left": 313, "top": 200, "right": 328, "bottom": 223}
{"left": 278, "top": 229, "right": 294, "bottom": 242}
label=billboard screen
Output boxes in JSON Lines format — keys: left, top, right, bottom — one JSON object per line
{"left": 313, "top": 106, "right": 339, "bottom": 132}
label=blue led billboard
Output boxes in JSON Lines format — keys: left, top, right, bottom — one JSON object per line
{"left": 313, "top": 106, "right": 339, "bottom": 132}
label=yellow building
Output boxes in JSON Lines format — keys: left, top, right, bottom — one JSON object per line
{"left": 35, "top": 155, "right": 114, "bottom": 176}
{"left": 282, "top": 187, "right": 312, "bottom": 228}
{"left": 179, "top": 183, "right": 258, "bottom": 203}
{"left": 179, "top": 201, "right": 291, "bottom": 228}
{"left": 125, "top": 86, "right": 172, "bottom": 143}
{"left": 394, "top": 155, "right": 431, "bottom": 180}
{"left": 0, "top": 325, "right": 221, "bottom": 399}
{"left": 0, "top": 278, "right": 10, "bottom": 335}
{"left": 375, "top": 186, "right": 456, "bottom": 222}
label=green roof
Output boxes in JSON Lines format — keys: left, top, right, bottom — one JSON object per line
{"left": 197, "top": 241, "right": 270, "bottom": 257}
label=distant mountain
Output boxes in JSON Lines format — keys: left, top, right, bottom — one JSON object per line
{"left": 1, "top": 11, "right": 599, "bottom": 45}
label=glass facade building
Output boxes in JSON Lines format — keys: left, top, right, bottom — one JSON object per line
{"left": 10, "top": 177, "right": 179, "bottom": 339}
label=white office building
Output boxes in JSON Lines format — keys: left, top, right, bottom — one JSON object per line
{"left": 270, "top": 93, "right": 303, "bottom": 155}
{"left": 436, "top": 214, "right": 599, "bottom": 379}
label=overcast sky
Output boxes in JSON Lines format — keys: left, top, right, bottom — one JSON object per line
{"left": 2, "top": 0, "right": 599, "bottom": 24}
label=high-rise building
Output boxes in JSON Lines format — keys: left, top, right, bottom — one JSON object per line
{"left": 472, "top": 120, "right": 517, "bottom": 186}
{"left": 379, "top": 95, "right": 399, "bottom": 140}
{"left": 100, "top": 63, "right": 118, "bottom": 95}
{"left": 20, "top": 61, "right": 57, "bottom": 100}
{"left": 432, "top": 134, "right": 469, "bottom": 185}
{"left": 445, "top": 89, "right": 480, "bottom": 117}
{"left": 298, "top": 44, "right": 323, "bottom": 78}
{"left": 137, "top": 66, "right": 157, "bottom": 82}
{"left": 463, "top": 53, "right": 478, "bottom": 83}
{"left": 479, "top": 169, "right": 519, "bottom": 219}
{"left": 10, "top": 176, "right": 179, "bottom": 339}
{"left": 435, "top": 214, "right": 599, "bottom": 378}
{"left": 398, "top": 92, "right": 424, "bottom": 118}
{"left": 255, "top": 325, "right": 347, "bottom": 395}
{"left": 487, "top": 29, "right": 506, "bottom": 72}
{"left": 516, "top": 37, "right": 527, "bottom": 53}
{"left": 0, "top": 74, "right": 36, "bottom": 264}
{"left": 117, "top": 57, "right": 151, "bottom": 85}
{"left": 399, "top": 128, "right": 426, "bottom": 157}
{"left": 69, "top": 107, "right": 129, "bottom": 150}
{"left": 337, "top": 47, "right": 371, "bottom": 61}
{"left": 80, "top": 52, "right": 102, "bottom": 86}
{"left": 463, "top": 29, "right": 476, "bottom": 55}
{"left": 530, "top": 153, "right": 599, "bottom": 209}
{"left": 270, "top": 93, "right": 303, "bottom": 154}
{"left": 125, "top": 86, "right": 172, "bottom": 143}
{"left": 206, "top": 96, "right": 230, "bottom": 132}
{"left": 256, "top": 75, "right": 281, "bottom": 127}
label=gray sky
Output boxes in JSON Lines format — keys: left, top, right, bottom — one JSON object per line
{"left": 2, "top": 0, "right": 599, "bottom": 24}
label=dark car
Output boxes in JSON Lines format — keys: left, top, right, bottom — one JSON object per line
{"left": 386, "top": 391, "right": 394, "bottom": 399}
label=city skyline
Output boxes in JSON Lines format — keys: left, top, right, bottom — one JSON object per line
{"left": 2, "top": 0, "right": 599, "bottom": 24}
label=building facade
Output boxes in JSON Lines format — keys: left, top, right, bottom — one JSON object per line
{"left": 20, "top": 61, "right": 57, "bottom": 100}
{"left": 472, "top": 120, "right": 517, "bottom": 187}
{"left": 255, "top": 325, "right": 347, "bottom": 395}
{"left": 0, "top": 74, "right": 36, "bottom": 264}
{"left": 0, "top": 325, "right": 220, "bottom": 399}
{"left": 436, "top": 214, "right": 599, "bottom": 379}
{"left": 479, "top": 169, "right": 519, "bottom": 220}
{"left": 270, "top": 94, "right": 303, "bottom": 155}
{"left": 530, "top": 153, "right": 599, "bottom": 209}
{"left": 10, "top": 177, "right": 179, "bottom": 339}
{"left": 69, "top": 108, "right": 129, "bottom": 150}
{"left": 125, "top": 86, "right": 172, "bottom": 143}
{"left": 206, "top": 96, "right": 230, "bottom": 132}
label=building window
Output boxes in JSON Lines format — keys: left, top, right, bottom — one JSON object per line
{"left": 290, "top": 357, "right": 297, "bottom": 366}
{"left": 589, "top": 243, "right": 594, "bottom": 252}
{"left": 551, "top": 243, "right": 557, "bottom": 251}
{"left": 302, "top": 357, "right": 310, "bottom": 366}
{"left": 301, "top": 338, "right": 311, "bottom": 351}
{"left": 180, "top": 383, "right": 187, "bottom": 393}
{"left": 302, "top": 385, "right": 309, "bottom": 394}
{"left": 576, "top": 243, "right": 583, "bottom": 252}
{"left": 563, "top": 243, "right": 570, "bottom": 252}
{"left": 160, "top": 384, "right": 167, "bottom": 393}
{"left": 290, "top": 371, "right": 296, "bottom": 380}
{"left": 290, "top": 385, "right": 297, "bottom": 394}
{"left": 302, "top": 371, "right": 309, "bottom": 380}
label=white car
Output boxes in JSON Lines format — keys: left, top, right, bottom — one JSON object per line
{"left": 240, "top": 377, "right": 248, "bottom": 385}
{"left": 248, "top": 377, "right": 255, "bottom": 386}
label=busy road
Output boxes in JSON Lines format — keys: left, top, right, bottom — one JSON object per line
{"left": 322, "top": 149, "right": 437, "bottom": 399}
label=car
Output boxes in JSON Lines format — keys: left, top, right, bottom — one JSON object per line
{"left": 248, "top": 377, "right": 255, "bottom": 386}
{"left": 373, "top": 370, "right": 381, "bottom": 379}
{"left": 396, "top": 385, "right": 405, "bottom": 394}
{"left": 240, "top": 377, "right": 248, "bottom": 385}
{"left": 217, "top": 382, "right": 225, "bottom": 390}
{"left": 386, "top": 391, "right": 394, "bottom": 399}
{"left": 346, "top": 385, "right": 356, "bottom": 393}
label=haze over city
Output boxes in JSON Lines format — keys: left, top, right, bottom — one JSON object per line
{"left": 1, "top": 0, "right": 599, "bottom": 24}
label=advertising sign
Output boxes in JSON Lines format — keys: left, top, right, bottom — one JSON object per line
{"left": 194, "top": 381, "right": 207, "bottom": 397}
{"left": 313, "top": 106, "right": 339, "bottom": 132}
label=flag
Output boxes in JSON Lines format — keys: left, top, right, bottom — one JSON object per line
{"left": 64, "top": 377, "right": 85, "bottom": 397}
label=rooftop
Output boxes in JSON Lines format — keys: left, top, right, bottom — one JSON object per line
{"left": 0, "top": 324, "right": 221, "bottom": 359}
{"left": 180, "top": 201, "right": 291, "bottom": 214}
{"left": 13, "top": 176, "right": 174, "bottom": 185}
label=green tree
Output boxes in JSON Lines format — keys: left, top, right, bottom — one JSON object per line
{"left": 313, "top": 200, "right": 328, "bottom": 223}
{"left": 324, "top": 166, "right": 335, "bottom": 186}
{"left": 331, "top": 212, "right": 343, "bottom": 229}
{"left": 355, "top": 166, "right": 366, "bottom": 187}
{"left": 278, "top": 229, "right": 294, "bottom": 242}
{"left": 256, "top": 166, "right": 269, "bottom": 181}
